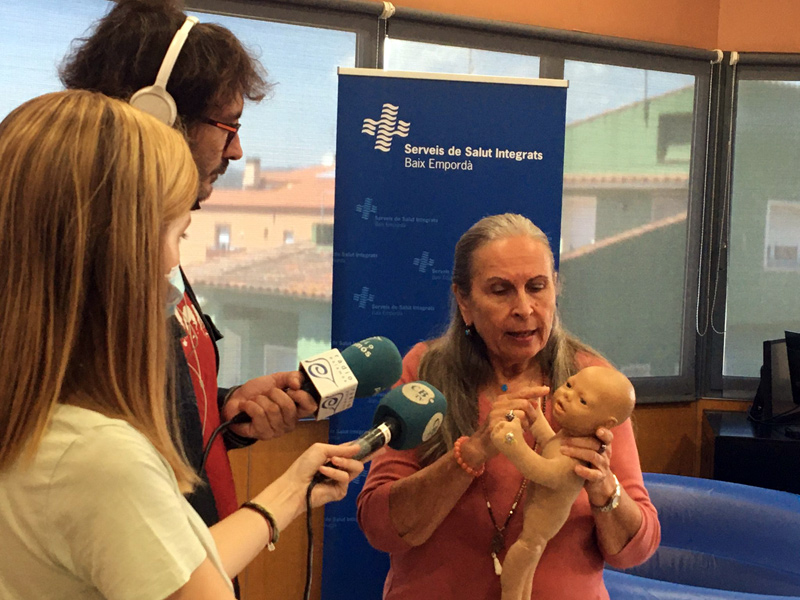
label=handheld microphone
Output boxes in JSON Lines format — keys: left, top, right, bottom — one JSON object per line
{"left": 230, "top": 336, "right": 403, "bottom": 424}
{"left": 350, "top": 381, "right": 447, "bottom": 460}
{"left": 311, "top": 381, "right": 446, "bottom": 485}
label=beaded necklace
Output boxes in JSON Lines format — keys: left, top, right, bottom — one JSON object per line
{"left": 482, "top": 379, "right": 545, "bottom": 575}
{"left": 480, "top": 475, "right": 528, "bottom": 576}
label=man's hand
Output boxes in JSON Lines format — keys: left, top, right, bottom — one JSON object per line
{"left": 221, "top": 371, "right": 318, "bottom": 440}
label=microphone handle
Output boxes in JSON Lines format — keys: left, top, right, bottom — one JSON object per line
{"left": 351, "top": 421, "right": 394, "bottom": 460}
{"left": 228, "top": 378, "right": 321, "bottom": 425}
{"left": 299, "top": 375, "right": 321, "bottom": 400}
{"left": 312, "top": 417, "right": 400, "bottom": 484}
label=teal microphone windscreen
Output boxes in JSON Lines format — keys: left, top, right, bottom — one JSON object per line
{"left": 372, "top": 381, "right": 447, "bottom": 451}
{"left": 341, "top": 336, "right": 403, "bottom": 397}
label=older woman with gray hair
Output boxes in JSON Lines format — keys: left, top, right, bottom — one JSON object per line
{"left": 357, "top": 213, "right": 660, "bottom": 600}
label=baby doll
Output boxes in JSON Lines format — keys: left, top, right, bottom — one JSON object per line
{"left": 490, "top": 366, "right": 636, "bottom": 600}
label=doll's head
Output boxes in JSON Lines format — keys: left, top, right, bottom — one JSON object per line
{"left": 550, "top": 366, "right": 635, "bottom": 436}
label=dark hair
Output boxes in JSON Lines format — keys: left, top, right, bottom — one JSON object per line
{"left": 60, "top": 0, "right": 270, "bottom": 124}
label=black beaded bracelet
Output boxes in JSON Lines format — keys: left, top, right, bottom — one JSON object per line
{"left": 241, "top": 501, "right": 279, "bottom": 551}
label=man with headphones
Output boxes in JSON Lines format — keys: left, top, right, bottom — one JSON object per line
{"left": 60, "top": 0, "right": 319, "bottom": 531}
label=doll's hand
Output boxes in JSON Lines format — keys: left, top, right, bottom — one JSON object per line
{"left": 473, "top": 386, "right": 549, "bottom": 461}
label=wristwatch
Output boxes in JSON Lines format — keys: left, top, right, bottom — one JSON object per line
{"left": 593, "top": 474, "right": 621, "bottom": 512}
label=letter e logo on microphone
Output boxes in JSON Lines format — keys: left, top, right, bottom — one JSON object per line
{"left": 301, "top": 349, "right": 358, "bottom": 420}
{"left": 321, "top": 393, "right": 344, "bottom": 411}
{"left": 401, "top": 382, "right": 436, "bottom": 405}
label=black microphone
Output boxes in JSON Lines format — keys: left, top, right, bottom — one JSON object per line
{"left": 230, "top": 336, "right": 403, "bottom": 424}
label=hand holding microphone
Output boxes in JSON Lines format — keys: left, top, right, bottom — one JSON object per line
{"left": 302, "top": 380, "right": 446, "bottom": 600}
{"left": 312, "top": 380, "right": 447, "bottom": 484}
{"left": 223, "top": 336, "right": 403, "bottom": 440}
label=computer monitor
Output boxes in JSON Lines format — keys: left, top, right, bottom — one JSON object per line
{"left": 749, "top": 331, "right": 800, "bottom": 424}
{"left": 786, "top": 331, "right": 800, "bottom": 405}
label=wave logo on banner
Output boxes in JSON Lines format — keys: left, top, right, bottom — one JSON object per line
{"left": 353, "top": 286, "right": 375, "bottom": 309}
{"left": 356, "top": 197, "right": 378, "bottom": 220}
{"left": 413, "top": 251, "right": 434, "bottom": 273}
{"left": 361, "top": 103, "right": 410, "bottom": 152}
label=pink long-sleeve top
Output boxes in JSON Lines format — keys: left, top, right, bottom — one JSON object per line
{"left": 357, "top": 342, "right": 660, "bottom": 600}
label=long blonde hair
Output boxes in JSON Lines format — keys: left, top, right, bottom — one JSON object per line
{"left": 417, "top": 213, "right": 602, "bottom": 465}
{"left": 0, "top": 90, "right": 199, "bottom": 491}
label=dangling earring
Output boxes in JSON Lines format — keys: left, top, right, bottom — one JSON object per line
{"left": 465, "top": 323, "right": 472, "bottom": 337}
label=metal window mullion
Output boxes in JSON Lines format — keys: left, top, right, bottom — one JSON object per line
{"left": 700, "top": 55, "right": 738, "bottom": 397}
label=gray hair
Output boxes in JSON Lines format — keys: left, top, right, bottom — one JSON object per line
{"left": 416, "top": 213, "right": 601, "bottom": 465}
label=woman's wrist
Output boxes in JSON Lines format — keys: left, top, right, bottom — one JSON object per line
{"left": 589, "top": 474, "right": 621, "bottom": 511}
{"left": 252, "top": 475, "right": 307, "bottom": 529}
{"left": 453, "top": 436, "right": 487, "bottom": 476}
{"left": 240, "top": 501, "right": 280, "bottom": 551}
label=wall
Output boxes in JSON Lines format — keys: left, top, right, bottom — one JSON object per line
{"left": 634, "top": 399, "right": 749, "bottom": 476}
{"left": 718, "top": 0, "right": 800, "bottom": 52}
{"left": 374, "top": 0, "right": 800, "bottom": 54}
{"left": 371, "top": 0, "right": 720, "bottom": 50}
{"left": 230, "top": 421, "right": 330, "bottom": 600}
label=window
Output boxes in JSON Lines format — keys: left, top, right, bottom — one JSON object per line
{"left": 179, "top": 11, "right": 357, "bottom": 382}
{"left": 215, "top": 224, "right": 232, "bottom": 250}
{"left": 385, "top": 38, "right": 540, "bottom": 77}
{"left": 764, "top": 200, "right": 800, "bottom": 271}
{"left": 0, "top": 0, "right": 750, "bottom": 402}
{"left": 657, "top": 112, "right": 693, "bottom": 163}
{"left": 263, "top": 343, "right": 298, "bottom": 373}
{"left": 313, "top": 223, "right": 334, "bottom": 246}
{"left": 724, "top": 77, "right": 800, "bottom": 378}
{"left": 558, "top": 62, "right": 696, "bottom": 380}
{"left": 1, "top": 1, "right": 361, "bottom": 387}
{"left": 0, "top": 0, "right": 110, "bottom": 120}
{"left": 382, "top": 22, "right": 709, "bottom": 397}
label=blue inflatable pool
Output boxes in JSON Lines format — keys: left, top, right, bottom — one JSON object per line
{"left": 604, "top": 473, "right": 800, "bottom": 599}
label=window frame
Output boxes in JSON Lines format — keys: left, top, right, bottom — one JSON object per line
{"left": 174, "top": 1, "right": 800, "bottom": 405}
{"left": 384, "top": 13, "right": 715, "bottom": 403}
{"left": 709, "top": 59, "right": 800, "bottom": 399}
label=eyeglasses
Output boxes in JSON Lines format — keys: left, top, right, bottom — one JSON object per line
{"left": 200, "top": 117, "right": 241, "bottom": 151}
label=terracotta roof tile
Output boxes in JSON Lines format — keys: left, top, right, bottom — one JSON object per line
{"left": 185, "top": 242, "right": 332, "bottom": 299}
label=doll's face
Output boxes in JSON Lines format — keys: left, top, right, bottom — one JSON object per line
{"left": 551, "top": 367, "right": 634, "bottom": 436}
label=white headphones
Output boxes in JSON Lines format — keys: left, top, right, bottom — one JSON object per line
{"left": 129, "top": 16, "right": 199, "bottom": 126}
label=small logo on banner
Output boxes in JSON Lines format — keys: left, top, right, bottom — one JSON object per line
{"left": 356, "top": 197, "right": 378, "bottom": 220}
{"left": 413, "top": 251, "right": 434, "bottom": 273}
{"left": 353, "top": 286, "right": 375, "bottom": 309}
{"left": 361, "top": 103, "right": 411, "bottom": 152}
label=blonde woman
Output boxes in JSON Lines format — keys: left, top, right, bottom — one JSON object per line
{"left": 0, "top": 90, "right": 362, "bottom": 600}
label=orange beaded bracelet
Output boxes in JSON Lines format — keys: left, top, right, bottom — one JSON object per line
{"left": 453, "top": 435, "right": 485, "bottom": 477}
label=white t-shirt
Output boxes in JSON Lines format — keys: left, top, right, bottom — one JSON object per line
{"left": 0, "top": 404, "right": 231, "bottom": 600}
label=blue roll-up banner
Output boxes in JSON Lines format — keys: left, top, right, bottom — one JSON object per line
{"left": 322, "top": 68, "right": 568, "bottom": 600}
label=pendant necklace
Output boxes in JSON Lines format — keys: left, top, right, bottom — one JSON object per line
{"left": 481, "top": 475, "right": 528, "bottom": 576}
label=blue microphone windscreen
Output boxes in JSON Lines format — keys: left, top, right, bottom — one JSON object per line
{"left": 373, "top": 381, "right": 447, "bottom": 450}
{"left": 341, "top": 336, "right": 403, "bottom": 398}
